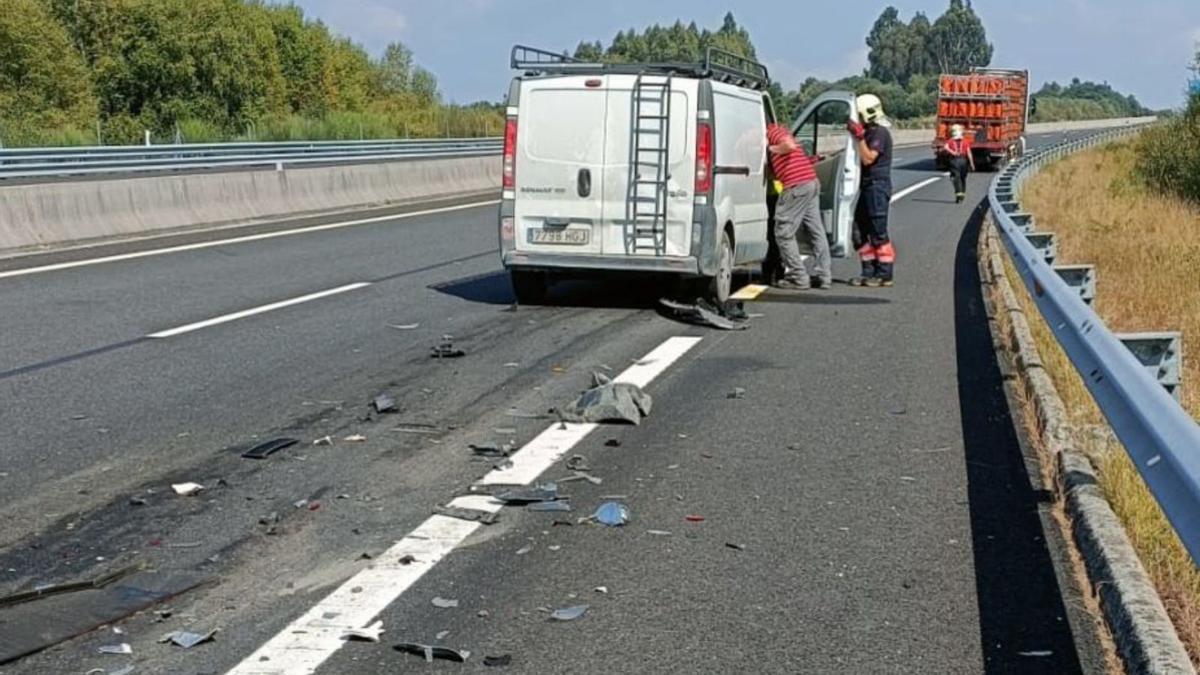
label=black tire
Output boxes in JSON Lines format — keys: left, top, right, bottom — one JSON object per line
{"left": 510, "top": 269, "right": 547, "bottom": 305}
{"left": 697, "top": 230, "right": 734, "bottom": 304}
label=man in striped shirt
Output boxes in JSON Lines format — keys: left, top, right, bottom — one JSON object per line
{"left": 767, "top": 122, "right": 831, "bottom": 291}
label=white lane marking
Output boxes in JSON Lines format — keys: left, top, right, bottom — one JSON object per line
{"left": 891, "top": 176, "right": 946, "bottom": 203}
{"left": 227, "top": 336, "right": 703, "bottom": 675}
{"left": 0, "top": 200, "right": 500, "bottom": 281}
{"left": 147, "top": 283, "right": 370, "bottom": 338}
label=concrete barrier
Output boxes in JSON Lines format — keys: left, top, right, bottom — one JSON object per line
{"left": 0, "top": 155, "right": 500, "bottom": 252}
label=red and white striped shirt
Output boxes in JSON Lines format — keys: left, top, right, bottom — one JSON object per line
{"left": 767, "top": 123, "right": 818, "bottom": 189}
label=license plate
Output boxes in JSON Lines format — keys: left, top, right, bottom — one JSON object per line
{"left": 528, "top": 227, "right": 590, "bottom": 245}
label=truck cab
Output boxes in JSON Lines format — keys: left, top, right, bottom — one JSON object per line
{"left": 499, "top": 46, "right": 861, "bottom": 304}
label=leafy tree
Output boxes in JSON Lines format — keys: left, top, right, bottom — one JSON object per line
{"left": 377, "top": 42, "right": 414, "bottom": 95}
{"left": 928, "top": 0, "right": 993, "bottom": 74}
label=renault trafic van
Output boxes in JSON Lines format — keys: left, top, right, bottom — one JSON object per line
{"left": 499, "top": 45, "right": 863, "bottom": 304}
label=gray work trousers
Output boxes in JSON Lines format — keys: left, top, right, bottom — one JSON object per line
{"left": 774, "top": 180, "right": 831, "bottom": 284}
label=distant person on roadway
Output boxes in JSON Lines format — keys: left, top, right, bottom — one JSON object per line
{"left": 943, "top": 124, "right": 975, "bottom": 203}
{"left": 847, "top": 94, "right": 895, "bottom": 288}
{"left": 766, "top": 122, "right": 831, "bottom": 291}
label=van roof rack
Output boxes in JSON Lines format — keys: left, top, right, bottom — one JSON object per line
{"left": 510, "top": 45, "right": 771, "bottom": 91}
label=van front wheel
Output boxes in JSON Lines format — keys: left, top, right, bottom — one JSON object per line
{"left": 697, "top": 230, "right": 734, "bottom": 304}
{"left": 510, "top": 270, "right": 547, "bottom": 305}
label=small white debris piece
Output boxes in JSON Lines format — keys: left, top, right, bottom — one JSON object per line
{"left": 172, "top": 482, "right": 204, "bottom": 496}
{"left": 313, "top": 436, "right": 333, "bottom": 446}
{"left": 344, "top": 434, "right": 368, "bottom": 443}
{"left": 431, "top": 596, "right": 459, "bottom": 609}
{"left": 342, "top": 620, "right": 385, "bottom": 643}
{"left": 1019, "top": 650, "right": 1054, "bottom": 658}
{"left": 387, "top": 323, "right": 421, "bottom": 330}
{"left": 594, "top": 586, "right": 609, "bottom": 594}
{"left": 98, "top": 643, "right": 132, "bottom": 655}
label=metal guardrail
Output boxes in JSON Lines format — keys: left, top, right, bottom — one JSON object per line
{"left": 988, "top": 125, "right": 1200, "bottom": 563}
{"left": 0, "top": 137, "right": 502, "bottom": 180}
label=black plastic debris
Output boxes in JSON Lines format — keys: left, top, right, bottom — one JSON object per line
{"left": 496, "top": 483, "right": 558, "bottom": 505}
{"left": 549, "top": 605, "right": 589, "bottom": 621}
{"left": 659, "top": 298, "right": 750, "bottom": 331}
{"left": 483, "top": 654, "right": 513, "bottom": 667}
{"left": 159, "top": 629, "right": 217, "bottom": 649}
{"left": 564, "top": 455, "right": 590, "bottom": 472}
{"left": 241, "top": 438, "right": 299, "bottom": 460}
{"left": 394, "top": 643, "right": 470, "bottom": 663}
{"left": 725, "top": 542, "right": 746, "bottom": 551}
{"left": 0, "top": 570, "right": 210, "bottom": 665}
{"left": 727, "top": 388, "right": 746, "bottom": 400}
{"left": 431, "top": 336, "right": 466, "bottom": 359}
{"left": 604, "top": 439, "right": 622, "bottom": 448}
{"left": 372, "top": 395, "right": 398, "bottom": 414}
{"left": 559, "top": 377, "right": 652, "bottom": 426}
{"left": 470, "top": 443, "right": 513, "bottom": 458}
{"left": 434, "top": 505, "right": 499, "bottom": 525}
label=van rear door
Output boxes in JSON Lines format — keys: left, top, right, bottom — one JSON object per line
{"left": 513, "top": 76, "right": 607, "bottom": 256}
{"left": 791, "top": 91, "right": 860, "bottom": 258}
{"left": 601, "top": 77, "right": 697, "bottom": 258}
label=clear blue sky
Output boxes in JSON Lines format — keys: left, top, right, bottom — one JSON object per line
{"left": 287, "top": 0, "right": 1199, "bottom": 110}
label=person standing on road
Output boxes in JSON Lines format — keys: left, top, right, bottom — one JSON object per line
{"left": 847, "top": 94, "right": 895, "bottom": 288}
{"left": 942, "top": 124, "right": 975, "bottom": 203}
{"left": 766, "top": 122, "right": 831, "bottom": 291}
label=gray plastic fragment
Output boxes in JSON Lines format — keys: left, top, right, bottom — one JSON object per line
{"left": 433, "top": 506, "right": 499, "bottom": 525}
{"left": 372, "top": 395, "right": 398, "bottom": 414}
{"left": 496, "top": 483, "right": 558, "bottom": 504}
{"left": 549, "top": 605, "right": 589, "bottom": 621}
{"left": 394, "top": 642, "right": 470, "bottom": 662}
{"left": 528, "top": 501, "right": 572, "bottom": 513}
{"left": 559, "top": 381, "right": 653, "bottom": 425}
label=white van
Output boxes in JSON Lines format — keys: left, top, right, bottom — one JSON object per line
{"left": 499, "top": 46, "right": 864, "bottom": 304}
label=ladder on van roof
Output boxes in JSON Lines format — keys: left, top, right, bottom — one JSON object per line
{"left": 625, "top": 74, "right": 672, "bottom": 256}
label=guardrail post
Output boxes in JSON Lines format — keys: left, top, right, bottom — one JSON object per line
{"left": 1117, "top": 332, "right": 1183, "bottom": 401}
{"left": 998, "top": 199, "right": 1021, "bottom": 213}
{"left": 1053, "top": 264, "right": 1096, "bottom": 306}
{"left": 1025, "top": 232, "right": 1057, "bottom": 264}
{"left": 1009, "top": 213, "right": 1035, "bottom": 232}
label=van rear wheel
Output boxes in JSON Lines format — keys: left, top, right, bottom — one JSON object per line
{"left": 510, "top": 270, "right": 547, "bottom": 305}
{"left": 697, "top": 230, "right": 734, "bottom": 305}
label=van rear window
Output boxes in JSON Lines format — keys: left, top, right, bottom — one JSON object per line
{"left": 524, "top": 89, "right": 606, "bottom": 163}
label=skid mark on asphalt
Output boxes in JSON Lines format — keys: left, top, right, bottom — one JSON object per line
{"left": 226, "top": 336, "right": 703, "bottom": 675}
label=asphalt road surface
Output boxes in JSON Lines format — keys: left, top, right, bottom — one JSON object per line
{"left": 0, "top": 133, "right": 1109, "bottom": 675}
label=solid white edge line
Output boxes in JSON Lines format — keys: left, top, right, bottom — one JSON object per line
{"left": 891, "top": 175, "right": 947, "bottom": 203}
{"left": 227, "top": 335, "right": 703, "bottom": 675}
{"left": 0, "top": 200, "right": 500, "bottom": 281}
{"left": 147, "top": 283, "right": 371, "bottom": 339}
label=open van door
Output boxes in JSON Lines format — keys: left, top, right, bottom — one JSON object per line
{"left": 791, "top": 91, "right": 860, "bottom": 258}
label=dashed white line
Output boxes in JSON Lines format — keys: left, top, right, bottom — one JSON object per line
{"left": 891, "top": 175, "right": 946, "bottom": 203}
{"left": 147, "top": 283, "right": 370, "bottom": 338}
{"left": 0, "top": 200, "right": 500, "bottom": 281}
{"left": 227, "top": 336, "right": 703, "bottom": 675}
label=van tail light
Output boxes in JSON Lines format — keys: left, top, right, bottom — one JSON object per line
{"left": 502, "top": 117, "right": 518, "bottom": 189}
{"left": 695, "top": 121, "right": 713, "bottom": 194}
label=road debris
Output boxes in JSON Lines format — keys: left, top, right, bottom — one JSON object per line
{"left": 99, "top": 643, "right": 132, "bottom": 655}
{"left": 496, "top": 483, "right": 558, "bottom": 505}
{"left": 171, "top": 482, "right": 204, "bottom": 496}
{"left": 492, "top": 427, "right": 517, "bottom": 435}
{"left": 312, "top": 436, "right": 333, "bottom": 446}
{"left": 685, "top": 515, "right": 706, "bottom": 523}
{"left": 549, "top": 605, "right": 589, "bottom": 621}
{"left": 387, "top": 323, "right": 421, "bottom": 330}
{"left": 372, "top": 395, "right": 398, "bottom": 414}
{"left": 158, "top": 628, "right": 217, "bottom": 649}
{"left": 241, "top": 438, "right": 298, "bottom": 460}
{"left": 129, "top": 497, "right": 148, "bottom": 507}
{"left": 592, "top": 502, "right": 630, "bottom": 527}
{"left": 647, "top": 530, "right": 673, "bottom": 537}
{"left": 398, "top": 554, "right": 416, "bottom": 566}
{"left": 559, "top": 375, "right": 652, "bottom": 425}
{"left": 431, "top": 336, "right": 466, "bottom": 359}
{"left": 342, "top": 620, "right": 385, "bottom": 643}
{"left": 515, "top": 545, "right": 533, "bottom": 556}
{"left": 528, "top": 501, "right": 572, "bottom": 513}
{"left": 394, "top": 642, "right": 471, "bottom": 663}
{"left": 343, "top": 434, "right": 367, "bottom": 443}
{"left": 564, "top": 455, "right": 590, "bottom": 472}
{"left": 594, "top": 586, "right": 609, "bottom": 594}
{"left": 1019, "top": 650, "right": 1054, "bottom": 658}
{"left": 483, "top": 654, "right": 513, "bottom": 667}
{"left": 470, "top": 442, "right": 513, "bottom": 458}
{"left": 431, "top": 597, "right": 459, "bottom": 609}
{"left": 725, "top": 542, "right": 746, "bottom": 551}
{"left": 604, "top": 439, "right": 621, "bottom": 448}
{"left": 659, "top": 298, "right": 750, "bottom": 331}
{"left": 727, "top": 387, "right": 746, "bottom": 399}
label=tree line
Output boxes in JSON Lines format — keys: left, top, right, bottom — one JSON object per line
{"left": 0, "top": 0, "right": 501, "bottom": 147}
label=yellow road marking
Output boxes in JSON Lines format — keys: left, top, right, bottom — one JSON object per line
{"left": 730, "top": 284, "right": 769, "bottom": 301}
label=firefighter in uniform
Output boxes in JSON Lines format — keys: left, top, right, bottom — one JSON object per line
{"left": 846, "top": 94, "right": 895, "bottom": 287}
{"left": 942, "top": 124, "right": 975, "bottom": 203}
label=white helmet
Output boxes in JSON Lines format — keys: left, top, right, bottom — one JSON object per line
{"left": 856, "top": 94, "right": 886, "bottom": 125}
{"left": 950, "top": 124, "right": 965, "bottom": 140}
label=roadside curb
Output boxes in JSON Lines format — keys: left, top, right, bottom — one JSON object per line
{"left": 979, "top": 219, "right": 1194, "bottom": 675}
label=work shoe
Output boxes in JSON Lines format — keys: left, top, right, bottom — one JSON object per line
{"left": 772, "top": 278, "right": 810, "bottom": 292}
{"left": 811, "top": 277, "right": 834, "bottom": 290}
{"left": 955, "top": 193, "right": 965, "bottom": 204}
{"left": 848, "top": 276, "right": 871, "bottom": 287}
{"left": 865, "top": 277, "right": 894, "bottom": 288}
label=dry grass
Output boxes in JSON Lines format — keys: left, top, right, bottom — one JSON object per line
{"left": 1014, "top": 140, "right": 1200, "bottom": 663}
